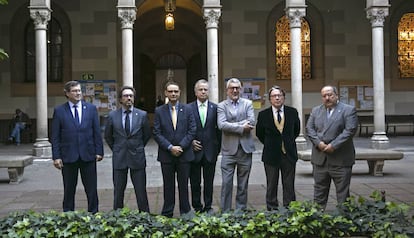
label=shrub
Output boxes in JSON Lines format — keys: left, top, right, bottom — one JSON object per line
{"left": 0, "top": 191, "right": 413, "bottom": 237}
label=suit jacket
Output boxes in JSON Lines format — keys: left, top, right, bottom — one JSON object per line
{"left": 189, "top": 101, "right": 221, "bottom": 163}
{"left": 51, "top": 101, "right": 104, "bottom": 163}
{"left": 256, "top": 105, "right": 300, "bottom": 166}
{"left": 153, "top": 103, "right": 196, "bottom": 163}
{"left": 104, "top": 107, "right": 151, "bottom": 170}
{"left": 306, "top": 101, "right": 358, "bottom": 166}
{"left": 217, "top": 98, "right": 256, "bottom": 155}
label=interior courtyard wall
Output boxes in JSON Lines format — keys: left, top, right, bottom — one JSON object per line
{"left": 0, "top": 0, "right": 413, "bottom": 117}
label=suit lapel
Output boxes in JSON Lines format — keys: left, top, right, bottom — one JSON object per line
{"left": 65, "top": 102, "right": 78, "bottom": 127}
{"left": 193, "top": 102, "right": 202, "bottom": 127}
{"left": 80, "top": 103, "right": 87, "bottom": 126}
{"left": 131, "top": 109, "right": 140, "bottom": 135}
{"left": 206, "top": 102, "right": 214, "bottom": 127}
{"left": 268, "top": 107, "right": 281, "bottom": 135}
{"left": 117, "top": 109, "right": 128, "bottom": 136}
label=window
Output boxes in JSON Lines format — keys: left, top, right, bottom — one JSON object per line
{"left": 25, "top": 17, "right": 63, "bottom": 82}
{"left": 398, "top": 13, "right": 414, "bottom": 79}
{"left": 275, "top": 16, "right": 311, "bottom": 80}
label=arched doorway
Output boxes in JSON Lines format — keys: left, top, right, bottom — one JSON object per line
{"left": 133, "top": 1, "right": 206, "bottom": 113}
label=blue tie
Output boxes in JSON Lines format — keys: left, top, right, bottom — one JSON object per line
{"left": 73, "top": 105, "right": 80, "bottom": 125}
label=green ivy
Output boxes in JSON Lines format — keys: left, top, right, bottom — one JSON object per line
{"left": 0, "top": 192, "right": 413, "bottom": 238}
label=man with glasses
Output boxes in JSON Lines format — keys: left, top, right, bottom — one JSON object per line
{"left": 105, "top": 86, "right": 151, "bottom": 212}
{"left": 153, "top": 81, "right": 196, "bottom": 217}
{"left": 51, "top": 80, "right": 103, "bottom": 213}
{"left": 256, "top": 86, "right": 300, "bottom": 210}
{"left": 217, "top": 78, "right": 255, "bottom": 212}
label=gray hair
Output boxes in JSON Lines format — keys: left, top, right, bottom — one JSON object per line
{"left": 226, "top": 78, "right": 242, "bottom": 89}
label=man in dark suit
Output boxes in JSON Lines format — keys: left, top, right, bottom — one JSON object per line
{"left": 256, "top": 86, "right": 300, "bottom": 210}
{"left": 153, "top": 81, "right": 196, "bottom": 217}
{"left": 306, "top": 85, "right": 358, "bottom": 209}
{"left": 218, "top": 78, "right": 256, "bottom": 212}
{"left": 105, "top": 86, "right": 151, "bottom": 212}
{"left": 51, "top": 80, "right": 104, "bottom": 213}
{"left": 189, "top": 79, "right": 221, "bottom": 213}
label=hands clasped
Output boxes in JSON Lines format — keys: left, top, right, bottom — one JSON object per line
{"left": 170, "top": 146, "right": 183, "bottom": 157}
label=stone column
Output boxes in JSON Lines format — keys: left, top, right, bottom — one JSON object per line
{"left": 286, "top": 6, "right": 307, "bottom": 151}
{"left": 117, "top": 6, "right": 136, "bottom": 87}
{"left": 366, "top": 1, "right": 390, "bottom": 149}
{"left": 29, "top": 7, "right": 52, "bottom": 158}
{"left": 203, "top": 3, "right": 221, "bottom": 104}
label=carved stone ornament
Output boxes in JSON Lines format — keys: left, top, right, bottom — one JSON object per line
{"left": 204, "top": 8, "right": 221, "bottom": 29}
{"left": 29, "top": 9, "right": 51, "bottom": 30}
{"left": 366, "top": 8, "right": 388, "bottom": 27}
{"left": 118, "top": 8, "right": 136, "bottom": 29}
{"left": 286, "top": 8, "right": 306, "bottom": 28}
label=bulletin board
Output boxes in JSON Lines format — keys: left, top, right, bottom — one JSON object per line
{"left": 225, "top": 78, "right": 266, "bottom": 109}
{"left": 79, "top": 80, "right": 117, "bottom": 115}
{"left": 338, "top": 80, "right": 373, "bottom": 111}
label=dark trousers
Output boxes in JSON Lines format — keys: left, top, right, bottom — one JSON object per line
{"left": 313, "top": 162, "right": 352, "bottom": 209}
{"left": 264, "top": 155, "right": 296, "bottom": 210}
{"left": 113, "top": 168, "right": 149, "bottom": 212}
{"left": 61, "top": 160, "right": 98, "bottom": 213}
{"left": 190, "top": 156, "right": 216, "bottom": 212}
{"left": 161, "top": 161, "right": 191, "bottom": 217}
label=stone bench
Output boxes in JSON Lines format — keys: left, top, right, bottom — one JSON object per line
{"left": 0, "top": 155, "right": 33, "bottom": 184}
{"left": 298, "top": 148, "right": 404, "bottom": 176}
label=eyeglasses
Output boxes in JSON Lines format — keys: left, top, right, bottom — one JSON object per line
{"left": 270, "top": 94, "right": 284, "bottom": 98}
{"left": 70, "top": 89, "right": 81, "bottom": 93}
{"left": 122, "top": 94, "right": 134, "bottom": 98}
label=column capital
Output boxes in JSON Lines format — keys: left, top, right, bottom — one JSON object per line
{"left": 366, "top": 7, "right": 389, "bottom": 27}
{"left": 29, "top": 8, "right": 51, "bottom": 30}
{"left": 203, "top": 7, "right": 221, "bottom": 29}
{"left": 117, "top": 7, "right": 136, "bottom": 29}
{"left": 285, "top": 7, "right": 306, "bottom": 28}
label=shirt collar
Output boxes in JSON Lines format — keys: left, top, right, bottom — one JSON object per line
{"left": 69, "top": 101, "right": 82, "bottom": 108}
{"left": 272, "top": 105, "right": 284, "bottom": 114}
{"left": 197, "top": 100, "right": 208, "bottom": 107}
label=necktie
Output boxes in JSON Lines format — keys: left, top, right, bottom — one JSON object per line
{"left": 73, "top": 105, "right": 80, "bottom": 125}
{"left": 125, "top": 110, "right": 131, "bottom": 136}
{"left": 277, "top": 109, "right": 282, "bottom": 123}
{"left": 171, "top": 106, "right": 177, "bottom": 130}
{"left": 200, "top": 103, "right": 206, "bottom": 127}
{"left": 327, "top": 108, "right": 332, "bottom": 119}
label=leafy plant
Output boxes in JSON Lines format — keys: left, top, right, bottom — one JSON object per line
{"left": 0, "top": 191, "right": 413, "bottom": 237}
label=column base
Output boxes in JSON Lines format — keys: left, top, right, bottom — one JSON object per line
{"left": 295, "top": 134, "right": 308, "bottom": 151}
{"left": 32, "top": 138, "right": 52, "bottom": 158}
{"left": 370, "top": 132, "right": 389, "bottom": 149}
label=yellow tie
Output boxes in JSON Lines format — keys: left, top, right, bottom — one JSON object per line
{"left": 172, "top": 105, "right": 177, "bottom": 130}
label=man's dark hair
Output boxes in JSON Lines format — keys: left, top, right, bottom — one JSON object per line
{"left": 118, "top": 85, "right": 136, "bottom": 99}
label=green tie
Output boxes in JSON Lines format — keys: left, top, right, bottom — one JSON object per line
{"left": 200, "top": 103, "right": 206, "bottom": 127}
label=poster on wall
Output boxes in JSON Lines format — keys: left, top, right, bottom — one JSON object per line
{"left": 79, "top": 80, "right": 117, "bottom": 115}
{"left": 339, "top": 80, "right": 373, "bottom": 111}
{"left": 225, "top": 78, "right": 266, "bottom": 109}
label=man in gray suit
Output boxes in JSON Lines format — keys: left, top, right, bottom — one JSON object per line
{"left": 306, "top": 85, "right": 358, "bottom": 209}
{"left": 105, "top": 86, "right": 151, "bottom": 212}
{"left": 218, "top": 78, "right": 255, "bottom": 212}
